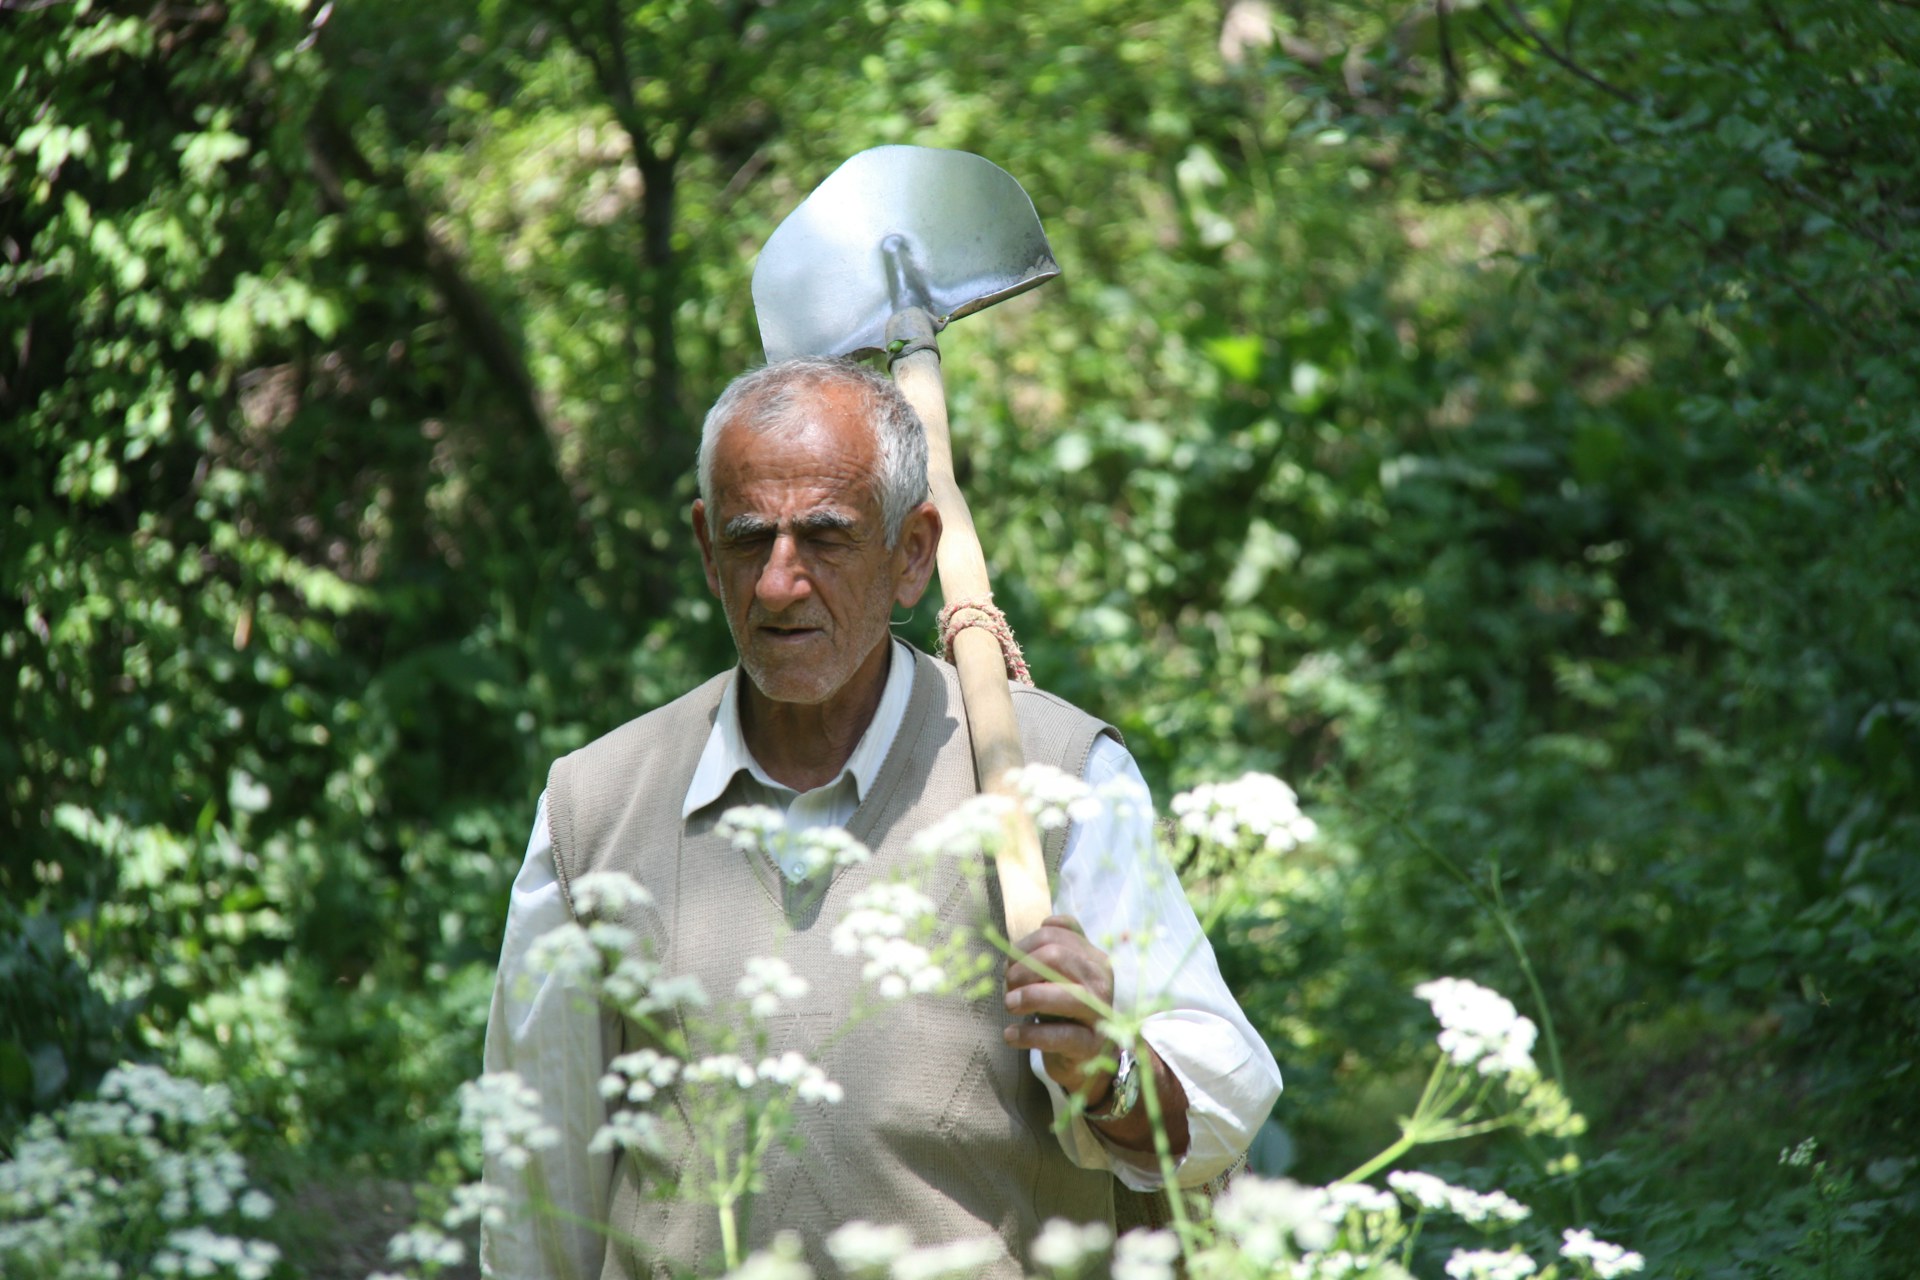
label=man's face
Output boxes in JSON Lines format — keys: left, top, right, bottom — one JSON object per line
{"left": 693, "top": 388, "right": 929, "bottom": 708}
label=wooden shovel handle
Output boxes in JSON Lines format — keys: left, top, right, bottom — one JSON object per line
{"left": 889, "top": 330, "right": 1054, "bottom": 945}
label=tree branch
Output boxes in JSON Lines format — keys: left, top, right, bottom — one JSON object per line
{"left": 1482, "top": 0, "right": 1641, "bottom": 106}
{"left": 304, "top": 101, "right": 557, "bottom": 448}
{"left": 1436, "top": 0, "right": 1462, "bottom": 108}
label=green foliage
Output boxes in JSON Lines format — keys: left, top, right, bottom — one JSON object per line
{"left": 4, "top": 0, "right": 1915, "bottom": 1273}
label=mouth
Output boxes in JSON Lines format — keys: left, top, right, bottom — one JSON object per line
{"left": 757, "top": 623, "right": 824, "bottom": 643}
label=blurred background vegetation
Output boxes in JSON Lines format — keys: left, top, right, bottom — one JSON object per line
{"left": 4, "top": 0, "right": 1916, "bottom": 1274}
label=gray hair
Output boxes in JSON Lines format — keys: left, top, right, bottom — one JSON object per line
{"left": 696, "top": 356, "right": 930, "bottom": 548}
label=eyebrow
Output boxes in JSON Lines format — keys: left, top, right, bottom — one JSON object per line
{"left": 720, "top": 510, "right": 857, "bottom": 541}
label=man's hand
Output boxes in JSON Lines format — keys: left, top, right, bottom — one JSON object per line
{"left": 1002, "top": 914, "right": 1117, "bottom": 1099}
{"left": 1002, "top": 913, "right": 1192, "bottom": 1159}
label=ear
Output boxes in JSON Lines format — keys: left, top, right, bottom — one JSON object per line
{"left": 692, "top": 500, "right": 721, "bottom": 598}
{"left": 892, "top": 501, "right": 943, "bottom": 608}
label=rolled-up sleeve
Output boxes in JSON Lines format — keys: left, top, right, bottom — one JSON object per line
{"left": 1036, "top": 739, "right": 1282, "bottom": 1190}
{"left": 481, "top": 791, "right": 615, "bottom": 1280}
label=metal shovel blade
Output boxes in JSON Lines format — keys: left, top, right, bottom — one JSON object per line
{"left": 753, "top": 146, "right": 1059, "bottom": 362}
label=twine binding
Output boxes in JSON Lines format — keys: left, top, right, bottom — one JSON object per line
{"left": 934, "top": 597, "right": 1033, "bottom": 686}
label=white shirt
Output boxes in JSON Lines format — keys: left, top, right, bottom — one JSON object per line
{"left": 483, "top": 642, "right": 1281, "bottom": 1279}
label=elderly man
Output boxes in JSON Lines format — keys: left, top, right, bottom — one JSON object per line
{"left": 483, "top": 358, "right": 1280, "bottom": 1279}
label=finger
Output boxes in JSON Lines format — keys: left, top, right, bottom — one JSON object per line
{"left": 1042, "top": 914, "right": 1085, "bottom": 936}
{"left": 1004, "top": 982, "right": 1102, "bottom": 1023}
{"left": 1007, "top": 952, "right": 1114, "bottom": 1011}
{"left": 1006, "top": 924, "right": 1088, "bottom": 967}
{"left": 1005, "top": 936, "right": 1101, "bottom": 989}
{"left": 1002, "top": 1019, "right": 1106, "bottom": 1058}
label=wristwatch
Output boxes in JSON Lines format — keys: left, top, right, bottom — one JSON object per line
{"left": 1084, "top": 1048, "right": 1140, "bottom": 1124}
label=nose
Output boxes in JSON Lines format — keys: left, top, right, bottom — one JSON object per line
{"left": 754, "top": 532, "right": 813, "bottom": 613}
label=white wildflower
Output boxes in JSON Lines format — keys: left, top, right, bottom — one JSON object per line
{"left": 1413, "top": 978, "right": 1539, "bottom": 1077}
{"left": 1560, "top": 1229, "right": 1645, "bottom": 1278}
{"left": 831, "top": 883, "right": 946, "bottom": 997}
{"left": 153, "top": 1227, "right": 281, "bottom": 1280}
{"left": 101, "top": 1063, "right": 234, "bottom": 1130}
{"left": 1388, "top": 1170, "right": 1531, "bottom": 1224}
{"left": 794, "top": 825, "right": 872, "bottom": 873}
{"left": 388, "top": 1223, "right": 467, "bottom": 1266}
{"left": 1780, "top": 1138, "right": 1817, "bottom": 1167}
{"left": 237, "top": 1188, "right": 274, "bottom": 1221}
{"left": 571, "top": 870, "right": 653, "bottom": 916}
{"left": 725, "top": 1230, "right": 815, "bottom": 1280}
{"left": 1169, "top": 772, "right": 1317, "bottom": 853}
{"left": 1446, "top": 1247, "right": 1536, "bottom": 1280}
{"left": 826, "top": 1220, "right": 913, "bottom": 1274}
{"left": 525, "top": 921, "right": 603, "bottom": 984}
{"left": 1110, "top": 1227, "right": 1183, "bottom": 1280}
{"left": 585, "top": 919, "right": 638, "bottom": 954}
{"left": 589, "top": 1110, "right": 667, "bottom": 1157}
{"left": 832, "top": 883, "right": 937, "bottom": 953}
{"left": 442, "top": 1181, "right": 511, "bottom": 1230}
{"left": 1326, "top": 1181, "right": 1396, "bottom": 1215}
{"left": 757, "top": 1051, "right": 844, "bottom": 1104}
{"left": 600, "top": 1048, "right": 681, "bottom": 1105}
{"left": 909, "top": 792, "right": 1014, "bottom": 859}
{"left": 718, "top": 805, "right": 790, "bottom": 858}
{"left": 738, "top": 956, "right": 811, "bottom": 1017}
{"left": 640, "top": 974, "right": 710, "bottom": 1013}
{"left": 1005, "top": 764, "right": 1105, "bottom": 832}
{"left": 601, "top": 955, "right": 664, "bottom": 1010}
{"left": 1288, "top": 1252, "right": 1389, "bottom": 1280}
{"left": 685, "top": 1054, "right": 759, "bottom": 1090}
{"left": 1212, "top": 1175, "right": 1337, "bottom": 1262}
{"left": 891, "top": 1235, "right": 1005, "bottom": 1280}
{"left": 459, "top": 1073, "right": 561, "bottom": 1171}
{"left": 1030, "top": 1217, "right": 1113, "bottom": 1271}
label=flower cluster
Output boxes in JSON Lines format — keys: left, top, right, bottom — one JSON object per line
{"left": 460, "top": 1072, "right": 561, "bottom": 1172}
{"left": 0, "top": 1063, "right": 281, "bottom": 1280}
{"left": 723, "top": 1229, "right": 814, "bottom": 1280}
{"left": 824, "top": 1222, "right": 1006, "bottom": 1280}
{"left": 571, "top": 870, "right": 654, "bottom": 917}
{"left": 1211, "top": 1176, "right": 1341, "bottom": 1264}
{"left": 737, "top": 956, "right": 811, "bottom": 1017}
{"left": 1446, "top": 1247, "right": 1537, "bottom": 1280}
{"left": 1111, "top": 1228, "right": 1182, "bottom": 1280}
{"left": 891, "top": 1235, "right": 1005, "bottom": 1280}
{"left": 1560, "top": 1229, "right": 1645, "bottom": 1278}
{"left": 1169, "top": 772, "right": 1318, "bottom": 853}
{"left": 1029, "top": 1217, "right": 1113, "bottom": 1272}
{"left": 600, "top": 1047, "right": 681, "bottom": 1106}
{"left": 1003, "top": 763, "right": 1106, "bottom": 831}
{"left": 830, "top": 882, "right": 946, "bottom": 998}
{"left": 718, "top": 805, "right": 873, "bottom": 879}
{"left": 908, "top": 792, "right": 1014, "bottom": 860}
{"left": 680, "top": 1052, "right": 842, "bottom": 1104}
{"left": 152, "top": 1226, "right": 282, "bottom": 1279}
{"left": 1388, "top": 1170, "right": 1532, "bottom": 1225}
{"left": 589, "top": 1109, "right": 668, "bottom": 1158}
{"left": 386, "top": 1224, "right": 466, "bottom": 1267}
{"left": 1414, "top": 977, "right": 1539, "bottom": 1077}
{"left": 825, "top": 1219, "right": 914, "bottom": 1274}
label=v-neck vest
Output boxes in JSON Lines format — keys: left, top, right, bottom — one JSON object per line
{"left": 546, "top": 647, "right": 1119, "bottom": 1279}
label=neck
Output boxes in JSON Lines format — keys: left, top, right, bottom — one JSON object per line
{"left": 739, "top": 638, "right": 893, "bottom": 791}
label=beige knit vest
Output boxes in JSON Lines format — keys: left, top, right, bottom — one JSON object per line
{"left": 546, "top": 648, "right": 1119, "bottom": 1279}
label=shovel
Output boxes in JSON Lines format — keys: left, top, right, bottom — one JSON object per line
{"left": 752, "top": 145, "right": 1061, "bottom": 945}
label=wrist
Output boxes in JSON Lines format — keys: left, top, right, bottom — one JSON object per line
{"left": 1082, "top": 1047, "right": 1139, "bottom": 1125}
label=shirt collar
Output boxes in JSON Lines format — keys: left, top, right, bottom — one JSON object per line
{"left": 681, "top": 639, "right": 916, "bottom": 819}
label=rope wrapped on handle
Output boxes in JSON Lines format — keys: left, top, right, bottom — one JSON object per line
{"left": 935, "top": 597, "right": 1033, "bottom": 687}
